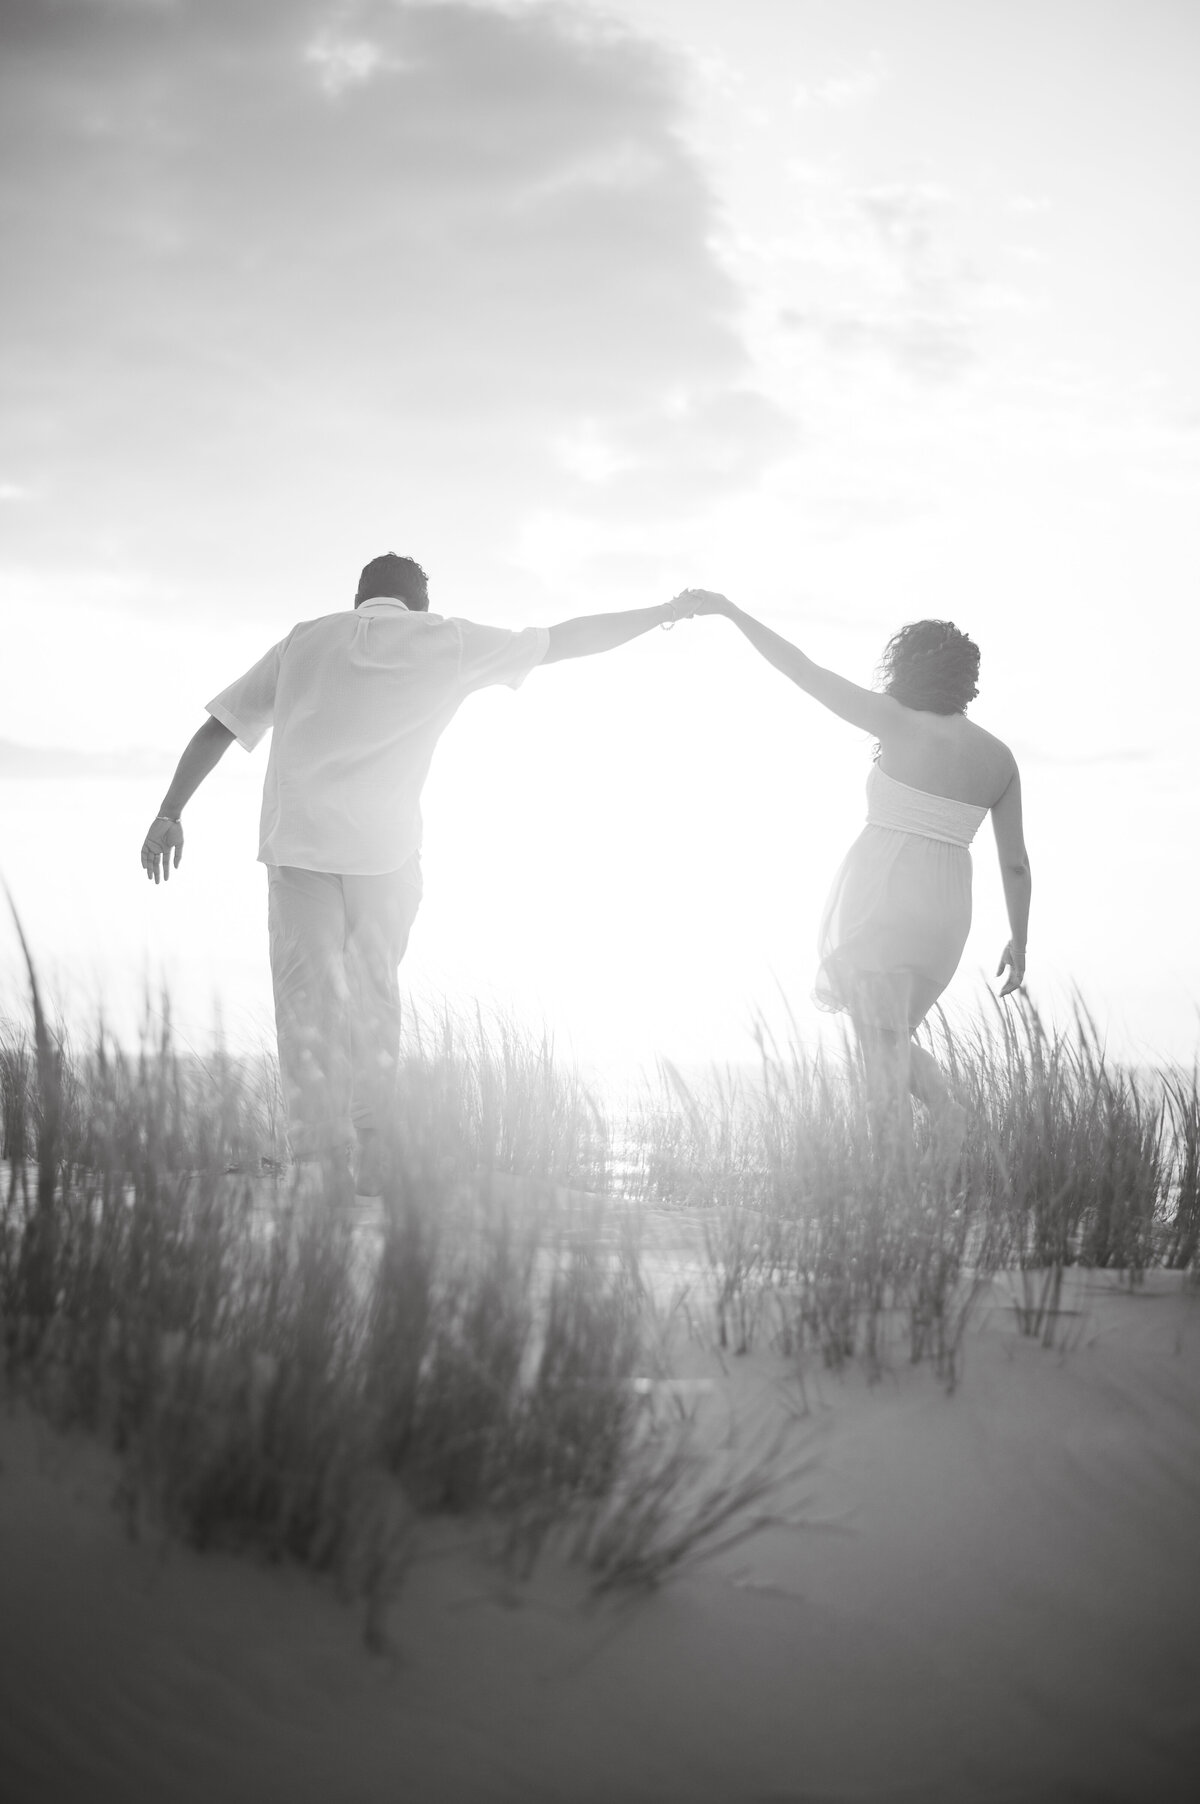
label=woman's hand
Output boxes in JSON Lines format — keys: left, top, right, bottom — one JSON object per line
{"left": 141, "top": 815, "right": 183, "bottom": 884}
{"left": 996, "top": 940, "right": 1025, "bottom": 997}
{"left": 671, "top": 588, "right": 732, "bottom": 617}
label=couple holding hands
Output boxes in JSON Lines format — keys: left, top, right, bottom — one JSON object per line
{"left": 142, "top": 553, "right": 1029, "bottom": 1194}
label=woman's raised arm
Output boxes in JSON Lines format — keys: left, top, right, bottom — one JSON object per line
{"left": 680, "top": 590, "right": 905, "bottom": 738}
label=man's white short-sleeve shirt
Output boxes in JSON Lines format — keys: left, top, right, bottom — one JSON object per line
{"left": 206, "top": 599, "right": 549, "bottom": 875}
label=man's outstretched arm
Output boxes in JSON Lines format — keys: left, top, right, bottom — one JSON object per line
{"left": 541, "top": 598, "right": 690, "bottom": 664}
{"left": 140, "top": 715, "right": 236, "bottom": 883}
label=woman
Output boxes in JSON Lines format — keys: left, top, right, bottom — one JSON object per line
{"left": 680, "top": 592, "right": 1031, "bottom": 1157}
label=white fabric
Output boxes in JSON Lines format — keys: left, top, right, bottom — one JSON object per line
{"left": 207, "top": 599, "right": 550, "bottom": 874}
{"left": 865, "top": 766, "right": 987, "bottom": 848}
{"left": 814, "top": 765, "right": 988, "bottom": 1020}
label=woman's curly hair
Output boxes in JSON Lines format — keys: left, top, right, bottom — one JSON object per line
{"left": 877, "top": 619, "right": 980, "bottom": 714}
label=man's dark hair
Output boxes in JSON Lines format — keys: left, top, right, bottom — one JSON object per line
{"left": 355, "top": 553, "right": 430, "bottom": 611}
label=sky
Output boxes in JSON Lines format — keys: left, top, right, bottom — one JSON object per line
{"left": 2, "top": 0, "right": 1198, "bottom": 1075}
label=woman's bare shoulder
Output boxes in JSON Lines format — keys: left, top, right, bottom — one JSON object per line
{"left": 964, "top": 715, "right": 1017, "bottom": 768}
{"left": 880, "top": 709, "right": 1017, "bottom": 805}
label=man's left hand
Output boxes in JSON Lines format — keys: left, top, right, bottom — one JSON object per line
{"left": 141, "top": 816, "right": 183, "bottom": 884}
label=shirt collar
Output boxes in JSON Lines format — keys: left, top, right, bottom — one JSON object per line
{"left": 357, "top": 595, "right": 414, "bottom": 616}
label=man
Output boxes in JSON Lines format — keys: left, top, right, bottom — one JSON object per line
{"left": 141, "top": 552, "right": 691, "bottom": 1194}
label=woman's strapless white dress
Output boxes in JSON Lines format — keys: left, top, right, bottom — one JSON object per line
{"left": 815, "top": 765, "right": 988, "bottom": 1027}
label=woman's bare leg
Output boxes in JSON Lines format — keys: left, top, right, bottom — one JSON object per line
{"left": 853, "top": 975, "right": 916, "bottom": 1171}
{"left": 908, "top": 1040, "right": 950, "bottom": 1110}
{"left": 906, "top": 992, "right": 968, "bottom": 1171}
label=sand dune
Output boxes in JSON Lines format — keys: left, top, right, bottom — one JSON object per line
{"left": 2, "top": 1268, "right": 1197, "bottom": 1804}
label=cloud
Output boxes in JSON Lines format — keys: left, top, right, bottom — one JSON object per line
{"left": 552, "top": 385, "right": 795, "bottom": 512}
{"left": 0, "top": 0, "right": 768, "bottom": 605}
{"left": 793, "top": 62, "right": 888, "bottom": 111}
{"left": 856, "top": 184, "right": 956, "bottom": 284}
{"left": 0, "top": 738, "right": 163, "bottom": 778}
{"left": 304, "top": 27, "right": 391, "bottom": 94}
{"left": 777, "top": 182, "right": 982, "bottom": 387}
{"left": 1025, "top": 746, "right": 1156, "bottom": 766}
{"left": 781, "top": 303, "right": 975, "bottom": 386}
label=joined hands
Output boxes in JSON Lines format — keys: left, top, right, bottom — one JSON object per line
{"left": 669, "top": 588, "right": 733, "bottom": 618}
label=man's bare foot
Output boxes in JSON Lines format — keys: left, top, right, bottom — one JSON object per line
{"left": 289, "top": 1151, "right": 354, "bottom": 1216}
{"left": 354, "top": 1131, "right": 387, "bottom": 1198}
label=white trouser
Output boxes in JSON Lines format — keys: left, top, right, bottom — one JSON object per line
{"left": 266, "top": 859, "right": 423, "bottom": 1159}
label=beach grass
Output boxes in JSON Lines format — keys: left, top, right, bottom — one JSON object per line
{"left": 628, "top": 994, "right": 1197, "bottom": 1377}
{"left": 3, "top": 943, "right": 1197, "bottom": 1629}
{"left": 0, "top": 943, "right": 798, "bottom": 1622}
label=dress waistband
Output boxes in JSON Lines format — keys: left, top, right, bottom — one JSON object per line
{"left": 866, "top": 766, "right": 987, "bottom": 847}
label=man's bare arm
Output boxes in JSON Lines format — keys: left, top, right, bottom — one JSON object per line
{"left": 541, "top": 601, "right": 686, "bottom": 664}
{"left": 140, "top": 715, "right": 236, "bottom": 884}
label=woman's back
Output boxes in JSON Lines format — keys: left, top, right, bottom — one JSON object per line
{"left": 877, "top": 709, "right": 1014, "bottom": 809}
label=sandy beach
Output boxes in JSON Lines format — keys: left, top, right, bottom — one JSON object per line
{"left": 3, "top": 1261, "right": 1197, "bottom": 1804}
